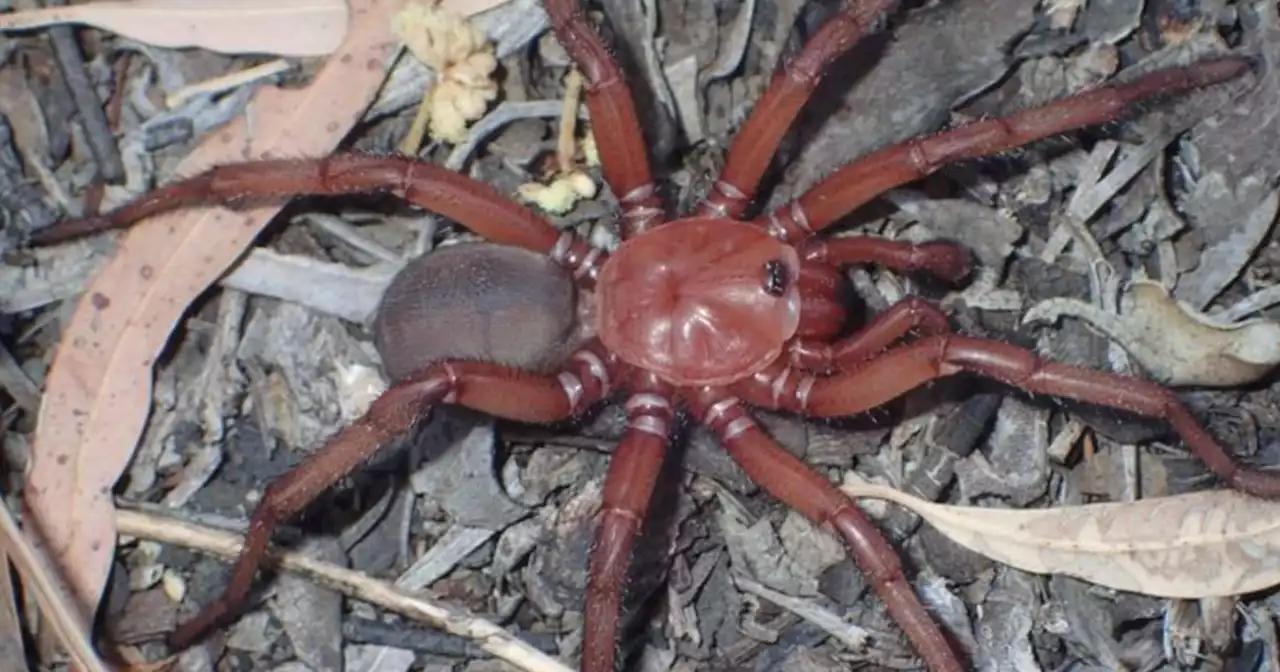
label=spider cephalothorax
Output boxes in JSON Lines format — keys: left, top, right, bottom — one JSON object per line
{"left": 596, "top": 218, "right": 804, "bottom": 385}
{"left": 30, "top": 1, "right": 1274, "bottom": 671}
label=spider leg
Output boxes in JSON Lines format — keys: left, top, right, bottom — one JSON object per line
{"left": 801, "top": 237, "right": 971, "bottom": 283}
{"left": 582, "top": 373, "right": 676, "bottom": 672}
{"left": 758, "top": 58, "right": 1252, "bottom": 243}
{"left": 29, "top": 156, "right": 559, "bottom": 248}
{"left": 698, "top": 0, "right": 902, "bottom": 220}
{"left": 545, "top": 0, "right": 664, "bottom": 238}
{"left": 169, "top": 345, "right": 615, "bottom": 650}
{"left": 30, "top": 155, "right": 606, "bottom": 278}
{"left": 789, "top": 297, "right": 951, "bottom": 372}
{"left": 788, "top": 238, "right": 966, "bottom": 368}
{"left": 685, "top": 389, "right": 964, "bottom": 672}
{"left": 736, "top": 335, "right": 1280, "bottom": 499}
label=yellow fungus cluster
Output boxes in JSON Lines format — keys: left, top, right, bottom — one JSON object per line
{"left": 516, "top": 170, "right": 599, "bottom": 214}
{"left": 393, "top": 2, "right": 499, "bottom": 145}
{"left": 516, "top": 70, "right": 603, "bottom": 215}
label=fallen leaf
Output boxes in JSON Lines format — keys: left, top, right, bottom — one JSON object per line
{"left": 443, "top": 0, "right": 516, "bottom": 14}
{"left": 24, "top": 0, "right": 402, "bottom": 624}
{"left": 714, "top": 488, "right": 820, "bottom": 597}
{"left": 840, "top": 482, "right": 1280, "bottom": 599}
{"left": 0, "top": 0, "right": 349, "bottom": 57}
{"left": 1177, "top": 181, "right": 1280, "bottom": 310}
{"left": 1021, "top": 278, "right": 1280, "bottom": 386}
{"left": 0, "top": 495, "right": 106, "bottom": 671}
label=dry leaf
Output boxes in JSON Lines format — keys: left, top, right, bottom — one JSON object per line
{"left": 0, "top": 497, "right": 107, "bottom": 671}
{"left": 24, "top": 0, "right": 402, "bottom": 624}
{"left": 841, "top": 482, "right": 1280, "bottom": 599}
{"left": 0, "top": 0, "right": 349, "bottom": 57}
{"left": 1021, "top": 279, "right": 1280, "bottom": 386}
{"left": 440, "top": 0, "right": 516, "bottom": 14}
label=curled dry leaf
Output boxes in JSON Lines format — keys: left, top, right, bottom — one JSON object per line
{"left": 841, "top": 483, "right": 1280, "bottom": 600}
{"left": 24, "top": 0, "right": 402, "bottom": 623}
{"left": 1021, "top": 279, "right": 1280, "bottom": 387}
{"left": 0, "top": 0, "right": 349, "bottom": 57}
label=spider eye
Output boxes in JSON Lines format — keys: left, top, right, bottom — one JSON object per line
{"left": 763, "top": 259, "right": 789, "bottom": 297}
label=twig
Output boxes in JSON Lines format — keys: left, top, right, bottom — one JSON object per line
{"left": 444, "top": 100, "right": 588, "bottom": 170}
{"left": 297, "top": 212, "right": 403, "bottom": 265}
{"left": 164, "top": 59, "right": 293, "bottom": 110}
{"left": 343, "top": 616, "right": 560, "bottom": 658}
{"left": 0, "top": 341, "right": 40, "bottom": 415}
{"left": 40, "top": 0, "right": 124, "bottom": 184}
{"left": 115, "top": 508, "right": 575, "bottom": 672}
{"left": 732, "top": 573, "right": 872, "bottom": 653}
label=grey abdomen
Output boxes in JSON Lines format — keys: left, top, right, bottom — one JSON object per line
{"left": 373, "top": 243, "right": 580, "bottom": 382}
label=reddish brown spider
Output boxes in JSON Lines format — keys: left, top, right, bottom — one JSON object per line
{"left": 31, "top": 1, "right": 1277, "bottom": 670}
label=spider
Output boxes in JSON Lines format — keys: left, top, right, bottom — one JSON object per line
{"left": 30, "top": 1, "right": 1278, "bottom": 670}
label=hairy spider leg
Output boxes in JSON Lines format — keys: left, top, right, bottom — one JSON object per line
{"left": 789, "top": 296, "right": 953, "bottom": 372}
{"left": 168, "top": 344, "right": 616, "bottom": 649}
{"left": 735, "top": 334, "right": 1280, "bottom": 501}
{"left": 698, "top": 0, "right": 902, "bottom": 220}
{"left": 802, "top": 237, "right": 972, "bottom": 284}
{"left": 546, "top": 0, "right": 665, "bottom": 238}
{"left": 581, "top": 371, "right": 677, "bottom": 672}
{"left": 759, "top": 58, "right": 1252, "bottom": 243}
{"left": 29, "top": 154, "right": 611, "bottom": 285}
{"left": 786, "top": 237, "right": 968, "bottom": 371}
{"left": 686, "top": 389, "right": 964, "bottom": 672}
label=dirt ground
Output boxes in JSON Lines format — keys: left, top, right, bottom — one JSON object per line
{"left": 2, "top": 0, "right": 1280, "bottom": 670}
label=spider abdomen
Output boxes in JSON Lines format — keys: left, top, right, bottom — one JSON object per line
{"left": 373, "top": 243, "right": 584, "bottom": 382}
{"left": 595, "top": 218, "right": 802, "bottom": 386}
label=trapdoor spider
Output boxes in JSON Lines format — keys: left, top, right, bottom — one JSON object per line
{"left": 31, "top": 1, "right": 1277, "bottom": 670}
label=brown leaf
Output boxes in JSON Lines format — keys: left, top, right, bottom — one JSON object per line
{"left": 0, "top": 0, "right": 349, "bottom": 57}
{"left": 23, "top": 0, "right": 402, "bottom": 623}
{"left": 440, "top": 0, "right": 516, "bottom": 15}
{"left": 0, "top": 495, "right": 106, "bottom": 670}
{"left": 841, "top": 482, "right": 1280, "bottom": 599}
{"left": 1022, "top": 277, "right": 1280, "bottom": 387}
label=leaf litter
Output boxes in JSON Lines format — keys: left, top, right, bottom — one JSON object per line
{"left": 1, "top": 0, "right": 1280, "bottom": 670}
{"left": 0, "top": 0, "right": 351, "bottom": 58}
{"left": 24, "top": 0, "right": 404, "bottom": 630}
{"left": 1023, "top": 275, "right": 1280, "bottom": 387}
{"left": 841, "top": 480, "right": 1280, "bottom": 600}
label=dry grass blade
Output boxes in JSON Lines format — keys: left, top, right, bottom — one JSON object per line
{"left": 732, "top": 574, "right": 870, "bottom": 653}
{"left": 24, "top": 0, "right": 401, "bottom": 626}
{"left": 116, "top": 508, "right": 573, "bottom": 672}
{"left": 0, "top": 0, "right": 349, "bottom": 57}
{"left": 841, "top": 482, "right": 1280, "bottom": 599}
{"left": 0, "top": 497, "right": 106, "bottom": 671}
